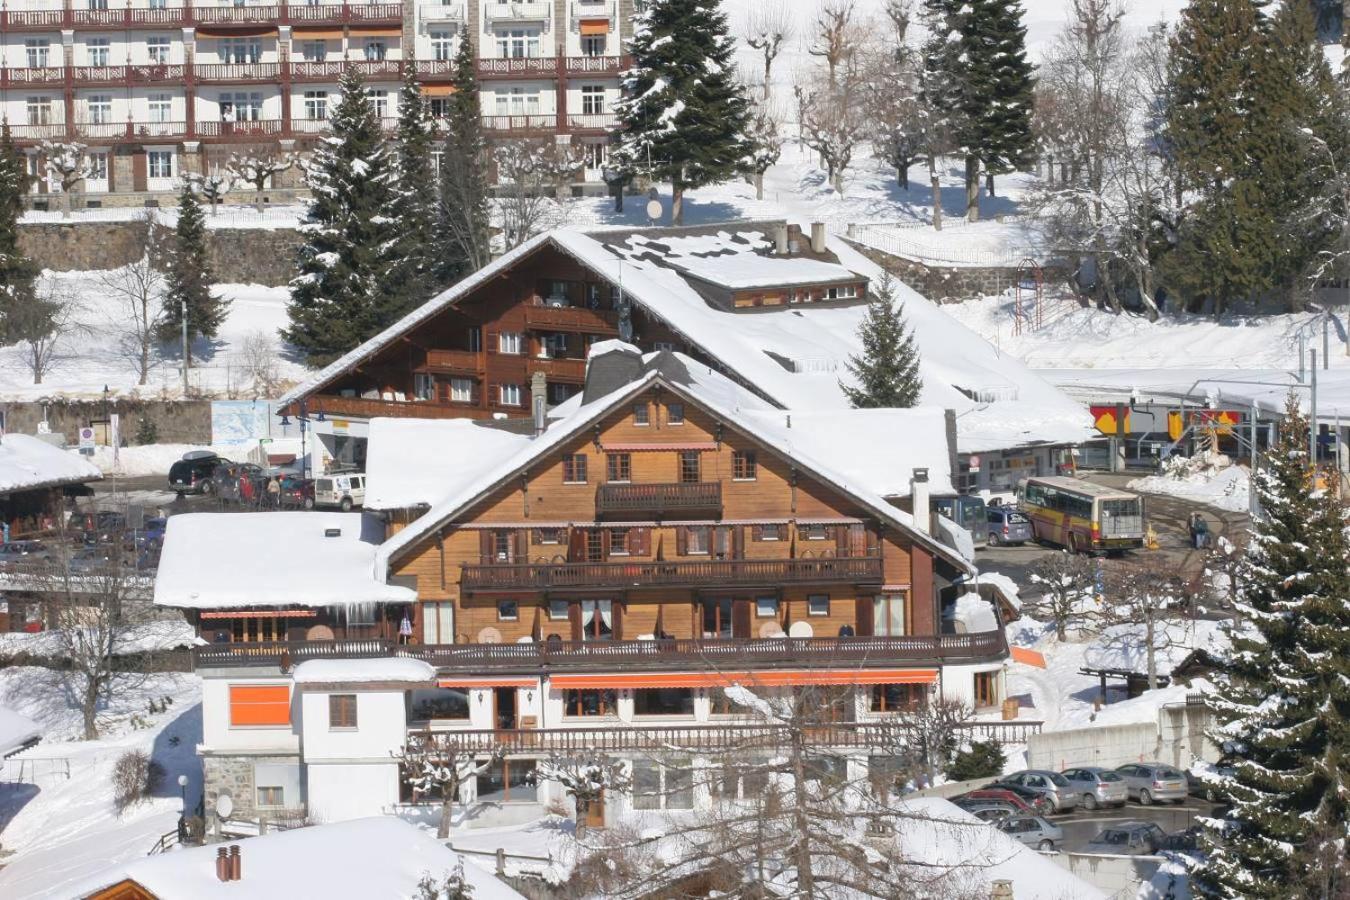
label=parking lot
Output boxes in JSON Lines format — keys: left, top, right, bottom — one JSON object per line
{"left": 1051, "top": 796, "right": 1218, "bottom": 853}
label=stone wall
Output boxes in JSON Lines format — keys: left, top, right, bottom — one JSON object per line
{"left": 841, "top": 237, "right": 1071, "bottom": 302}
{"left": 17, "top": 221, "right": 301, "bottom": 286}
{"left": 1, "top": 399, "right": 213, "bottom": 445}
{"left": 202, "top": 752, "right": 302, "bottom": 829}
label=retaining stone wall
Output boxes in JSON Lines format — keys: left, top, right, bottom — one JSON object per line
{"left": 1, "top": 399, "right": 213, "bottom": 445}
{"left": 203, "top": 753, "right": 300, "bottom": 827}
{"left": 841, "top": 237, "right": 1071, "bottom": 302}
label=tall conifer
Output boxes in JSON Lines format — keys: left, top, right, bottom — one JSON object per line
{"left": 0, "top": 124, "right": 38, "bottom": 345}
{"left": 158, "top": 183, "right": 226, "bottom": 363}
{"left": 841, "top": 275, "right": 923, "bottom": 408}
{"left": 392, "top": 63, "right": 438, "bottom": 305}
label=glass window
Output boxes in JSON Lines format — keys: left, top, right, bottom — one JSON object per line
{"left": 147, "top": 150, "right": 173, "bottom": 179}
{"left": 757, "top": 523, "right": 784, "bottom": 542}
{"left": 497, "top": 600, "right": 519, "bottom": 621}
{"left": 492, "top": 531, "right": 513, "bottom": 562}
{"left": 808, "top": 594, "right": 830, "bottom": 617}
{"left": 363, "top": 40, "right": 387, "bottom": 61}
{"left": 582, "top": 140, "right": 606, "bottom": 170}
{"left": 540, "top": 332, "right": 567, "bottom": 358}
{"left": 608, "top": 528, "right": 630, "bottom": 556}
{"left": 632, "top": 758, "right": 692, "bottom": 810}
{"left": 732, "top": 450, "right": 756, "bottom": 480}
{"left": 498, "top": 383, "right": 522, "bottom": 406}
{"left": 535, "top": 527, "right": 561, "bottom": 545}
{"left": 563, "top": 689, "right": 615, "bottom": 716}
{"left": 25, "top": 40, "right": 50, "bottom": 69}
{"left": 301, "top": 40, "right": 326, "bottom": 62}
{"left": 148, "top": 93, "right": 172, "bottom": 122}
{"left": 870, "top": 683, "right": 923, "bottom": 712}
{"left": 700, "top": 597, "right": 732, "bottom": 638}
{"left": 873, "top": 594, "right": 905, "bottom": 636}
{"left": 409, "top": 686, "right": 469, "bottom": 720}
{"left": 87, "top": 38, "right": 110, "bottom": 67}
{"left": 579, "top": 599, "right": 612, "bottom": 641}
{"left": 256, "top": 785, "right": 285, "bottom": 807}
{"left": 329, "top": 693, "right": 357, "bottom": 728}
{"left": 476, "top": 759, "right": 536, "bottom": 803}
{"left": 755, "top": 596, "right": 779, "bottom": 618}
{"left": 498, "top": 331, "right": 523, "bottom": 354}
{"left": 563, "top": 453, "right": 588, "bottom": 484}
{"left": 606, "top": 453, "right": 630, "bottom": 483}
{"left": 147, "top": 37, "right": 172, "bottom": 64}
{"left": 580, "top": 34, "right": 606, "bottom": 56}
{"left": 431, "top": 30, "right": 454, "bottom": 61}
{"left": 548, "top": 598, "right": 569, "bottom": 621}
{"left": 86, "top": 95, "right": 113, "bottom": 125}
{"left": 632, "top": 403, "right": 649, "bottom": 426}
{"left": 87, "top": 151, "right": 108, "bottom": 182}
{"left": 304, "top": 91, "right": 328, "bottom": 120}
{"left": 686, "top": 526, "right": 710, "bottom": 555}
{"left": 419, "top": 602, "right": 454, "bottom": 646}
{"left": 580, "top": 85, "right": 605, "bottom": 115}
{"left": 666, "top": 402, "right": 684, "bottom": 425}
{"left": 448, "top": 377, "right": 473, "bottom": 403}
{"left": 26, "top": 98, "right": 53, "bottom": 126}
{"left": 413, "top": 373, "right": 435, "bottom": 401}
{"left": 633, "top": 687, "right": 694, "bottom": 717}
{"left": 679, "top": 451, "right": 700, "bottom": 483}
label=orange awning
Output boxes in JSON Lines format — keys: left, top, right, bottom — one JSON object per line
{"left": 201, "top": 610, "right": 316, "bottom": 619}
{"left": 579, "top": 19, "right": 609, "bottom": 36}
{"left": 1010, "top": 646, "right": 1047, "bottom": 668}
{"left": 291, "top": 27, "right": 343, "bottom": 39}
{"left": 197, "top": 26, "right": 278, "bottom": 38}
{"left": 349, "top": 26, "right": 401, "bottom": 37}
{"left": 601, "top": 442, "right": 719, "bottom": 452}
{"left": 550, "top": 669, "right": 938, "bottom": 690}
{"left": 422, "top": 84, "right": 458, "bottom": 96}
{"left": 438, "top": 677, "right": 536, "bottom": 688}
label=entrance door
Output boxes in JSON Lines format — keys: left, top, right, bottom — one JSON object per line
{"left": 583, "top": 789, "right": 606, "bottom": 828}
{"left": 493, "top": 687, "right": 517, "bottom": 730}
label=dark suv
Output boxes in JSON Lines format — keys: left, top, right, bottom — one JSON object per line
{"left": 169, "top": 455, "right": 225, "bottom": 495}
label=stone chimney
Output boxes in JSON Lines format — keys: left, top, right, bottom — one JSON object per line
{"left": 773, "top": 223, "right": 790, "bottom": 255}
{"left": 582, "top": 342, "right": 644, "bottom": 405}
{"left": 810, "top": 222, "right": 826, "bottom": 254}
{"left": 910, "top": 467, "right": 931, "bottom": 535}
{"left": 530, "top": 370, "right": 548, "bottom": 436}
{"left": 990, "top": 879, "right": 1014, "bottom": 900}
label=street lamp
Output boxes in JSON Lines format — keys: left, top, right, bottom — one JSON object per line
{"left": 279, "top": 400, "right": 325, "bottom": 480}
{"left": 177, "top": 774, "right": 189, "bottom": 842}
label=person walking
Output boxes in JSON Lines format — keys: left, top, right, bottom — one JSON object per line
{"left": 266, "top": 477, "right": 281, "bottom": 510}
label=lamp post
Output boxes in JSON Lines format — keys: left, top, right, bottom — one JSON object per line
{"left": 279, "top": 400, "right": 324, "bottom": 481}
{"left": 177, "top": 774, "right": 189, "bottom": 842}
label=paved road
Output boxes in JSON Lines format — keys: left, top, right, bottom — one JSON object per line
{"left": 1048, "top": 797, "right": 1219, "bottom": 853}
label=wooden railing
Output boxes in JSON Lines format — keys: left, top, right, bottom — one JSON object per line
{"left": 302, "top": 394, "right": 495, "bottom": 420}
{"left": 1, "top": 2, "right": 402, "bottom": 29}
{"left": 195, "top": 119, "right": 284, "bottom": 138}
{"left": 192, "top": 631, "right": 1010, "bottom": 671}
{"left": 523, "top": 304, "right": 619, "bottom": 333}
{"left": 461, "top": 555, "right": 884, "bottom": 591}
{"left": 422, "top": 349, "right": 483, "bottom": 374}
{"left": 531, "top": 356, "right": 586, "bottom": 381}
{"left": 566, "top": 113, "right": 617, "bottom": 132}
{"left": 562, "top": 55, "right": 627, "bottom": 74}
{"left": 193, "top": 63, "right": 283, "bottom": 82}
{"left": 480, "top": 114, "right": 558, "bottom": 134}
{"left": 595, "top": 481, "right": 722, "bottom": 515}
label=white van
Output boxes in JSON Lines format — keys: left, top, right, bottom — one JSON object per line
{"left": 313, "top": 473, "right": 366, "bottom": 511}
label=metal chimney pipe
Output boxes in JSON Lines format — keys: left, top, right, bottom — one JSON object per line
{"left": 229, "top": 844, "right": 241, "bottom": 881}
{"left": 530, "top": 371, "right": 548, "bottom": 437}
{"left": 215, "top": 848, "right": 229, "bottom": 883}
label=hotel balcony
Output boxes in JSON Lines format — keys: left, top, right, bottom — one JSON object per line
{"left": 193, "top": 62, "right": 283, "bottom": 83}
{"left": 74, "top": 120, "right": 187, "bottom": 140}
{"left": 5, "top": 122, "right": 68, "bottom": 140}
{"left": 568, "top": 0, "right": 614, "bottom": 25}
{"left": 288, "top": 59, "right": 402, "bottom": 81}
{"left": 483, "top": 0, "right": 551, "bottom": 21}
{"left": 287, "top": 1, "right": 402, "bottom": 24}
{"left": 594, "top": 481, "right": 722, "bottom": 518}
{"left": 196, "top": 119, "right": 285, "bottom": 139}
{"left": 522, "top": 304, "right": 619, "bottom": 334}
{"left": 298, "top": 393, "right": 498, "bottom": 420}
{"left": 531, "top": 355, "right": 586, "bottom": 382}
{"left": 480, "top": 114, "right": 557, "bottom": 136}
{"left": 461, "top": 555, "right": 884, "bottom": 592}
{"left": 418, "top": 1, "right": 465, "bottom": 23}
{"left": 566, "top": 112, "right": 616, "bottom": 134}
{"left": 563, "top": 55, "right": 626, "bottom": 75}
{"left": 193, "top": 3, "right": 280, "bottom": 25}
{"left": 475, "top": 56, "right": 558, "bottom": 78}
{"left": 191, "top": 630, "right": 1008, "bottom": 672}
{"left": 0, "top": 67, "right": 66, "bottom": 87}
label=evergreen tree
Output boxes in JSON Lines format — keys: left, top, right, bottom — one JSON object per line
{"left": 436, "top": 38, "right": 491, "bottom": 286}
{"left": 841, "top": 274, "right": 923, "bottom": 408}
{"left": 964, "top": 0, "right": 1035, "bottom": 197}
{"left": 1195, "top": 397, "right": 1350, "bottom": 898}
{"left": 285, "top": 69, "right": 406, "bottom": 367}
{"left": 157, "top": 183, "right": 226, "bottom": 363}
{"left": 613, "top": 0, "right": 750, "bottom": 225}
{"left": 0, "top": 123, "right": 38, "bottom": 345}
{"left": 391, "top": 63, "right": 438, "bottom": 305}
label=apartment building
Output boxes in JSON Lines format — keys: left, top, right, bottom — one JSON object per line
{"left": 0, "top": 0, "right": 633, "bottom": 201}
{"left": 156, "top": 347, "right": 1024, "bottom": 832}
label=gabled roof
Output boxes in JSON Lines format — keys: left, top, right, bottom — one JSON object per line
{"left": 374, "top": 352, "right": 973, "bottom": 578}
{"left": 0, "top": 434, "right": 102, "bottom": 494}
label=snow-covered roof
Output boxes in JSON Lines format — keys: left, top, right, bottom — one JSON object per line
{"left": 0, "top": 434, "right": 102, "bottom": 494}
{"left": 280, "top": 224, "right": 1093, "bottom": 455}
{"left": 291, "top": 658, "right": 436, "bottom": 685}
{"left": 0, "top": 706, "right": 41, "bottom": 757}
{"left": 154, "top": 512, "right": 415, "bottom": 609}
{"left": 364, "top": 417, "right": 531, "bottom": 510}
{"left": 374, "top": 354, "right": 973, "bottom": 578}
{"left": 66, "top": 817, "right": 527, "bottom": 900}
{"left": 669, "top": 254, "right": 859, "bottom": 289}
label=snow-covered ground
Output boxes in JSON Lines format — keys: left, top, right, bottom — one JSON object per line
{"left": 1129, "top": 464, "right": 1251, "bottom": 513}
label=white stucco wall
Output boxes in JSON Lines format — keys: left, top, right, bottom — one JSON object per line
{"left": 306, "top": 762, "right": 400, "bottom": 823}
{"left": 200, "top": 675, "right": 300, "bottom": 754}
{"left": 300, "top": 688, "right": 409, "bottom": 762}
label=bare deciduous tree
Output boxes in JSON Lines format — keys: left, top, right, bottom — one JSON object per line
{"left": 40, "top": 141, "right": 92, "bottom": 217}
{"left": 1026, "top": 549, "right": 1100, "bottom": 640}
{"left": 860, "top": 13, "right": 926, "bottom": 190}
{"left": 743, "top": 2, "right": 795, "bottom": 99}
{"left": 239, "top": 329, "right": 282, "bottom": 397}
{"left": 534, "top": 751, "right": 631, "bottom": 836}
{"left": 807, "top": 0, "right": 859, "bottom": 88}
{"left": 874, "top": 696, "right": 973, "bottom": 786}
{"left": 1098, "top": 561, "right": 1191, "bottom": 690}
{"left": 797, "top": 74, "right": 866, "bottom": 194}
{"left": 13, "top": 281, "right": 84, "bottom": 384}
{"left": 397, "top": 730, "right": 499, "bottom": 839}
{"left": 192, "top": 167, "right": 234, "bottom": 215}
{"left": 743, "top": 101, "right": 784, "bottom": 200}
{"left": 97, "top": 213, "right": 166, "bottom": 386}
{"left": 227, "top": 150, "right": 296, "bottom": 212}
{"left": 493, "top": 139, "right": 585, "bottom": 249}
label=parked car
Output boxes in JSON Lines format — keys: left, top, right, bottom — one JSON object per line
{"left": 1115, "top": 762, "right": 1189, "bottom": 805}
{"left": 993, "top": 771, "right": 1078, "bottom": 812}
{"left": 986, "top": 506, "right": 1034, "bottom": 546}
{"left": 1158, "top": 826, "right": 1202, "bottom": 853}
{"left": 1185, "top": 765, "right": 1230, "bottom": 802}
{"left": 953, "top": 800, "right": 1019, "bottom": 822}
{"left": 169, "top": 452, "right": 225, "bottom": 495}
{"left": 277, "top": 477, "right": 316, "bottom": 510}
{"left": 956, "top": 787, "right": 1041, "bottom": 814}
{"left": 1082, "top": 821, "right": 1166, "bottom": 856}
{"left": 0, "top": 540, "right": 49, "bottom": 571}
{"left": 313, "top": 473, "right": 366, "bottom": 511}
{"left": 998, "top": 815, "right": 1064, "bottom": 852}
{"left": 67, "top": 547, "right": 120, "bottom": 574}
{"left": 1060, "top": 766, "right": 1130, "bottom": 810}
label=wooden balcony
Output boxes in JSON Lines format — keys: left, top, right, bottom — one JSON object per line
{"left": 302, "top": 393, "right": 496, "bottom": 420}
{"left": 476, "top": 57, "right": 558, "bottom": 78}
{"left": 194, "top": 4, "right": 280, "bottom": 25}
{"left": 461, "top": 555, "right": 883, "bottom": 592}
{"left": 191, "top": 631, "right": 1009, "bottom": 672}
{"left": 422, "top": 349, "right": 484, "bottom": 375}
{"left": 71, "top": 6, "right": 189, "bottom": 26}
{"left": 74, "top": 121, "right": 188, "bottom": 141}
{"left": 595, "top": 481, "right": 721, "bottom": 517}
{"left": 287, "top": 2, "right": 402, "bottom": 24}
{"left": 531, "top": 356, "right": 586, "bottom": 382}
{"left": 289, "top": 59, "right": 402, "bottom": 81}
{"left": 0, "top": 67, "right": 66, "bottom": 87}
{"left": 0, "top": 8, "right": 66, "bottom": 29}
{"left": 523, "top": 304, "right": 619, "bottom": 335}
{"left": 480, "top": 114, "right": 558, "bottom": 136}
{"left": 566, "top": 113, "right": 616, "bottom": 134}
{"left": 193, "top": 63, "right": 283, "bottom": 82}
{"left": 563, "top": 55, "right": 628, "bottom": 75}
{"left": 196, "top": 119, "right": 285, "bottom": 139}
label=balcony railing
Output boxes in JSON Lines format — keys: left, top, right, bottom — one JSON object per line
{"left": 194, "top": 3, "right": 280, "bottom": 24}
{"left": 5, "top": 122, "right": 68, "bottom": 140}
{"left": 531, "top": 356, "right": 586, "bottom": 382}
{"left": 419, "top": 2, "right": 465, "bottom": 21}
{"left": 462, "top": 555, "right": 884, "bottom": 592}
{"left": 193, "top": 63, "right": 283, "bottom": 81}
{"left": 595, "top": 481, "right": 722, "bottom": 516}
{"left": 422, "top": 349, "right": 484, "bottom": 374}
{"left": 1, "top": 67, "right": 66, "bottom": 86}
{"left": 563, "top": 55, "right": 626, "bottom": 74}
{"left": 484, "top": 0, "right": 551, "bottom": 21}
{"left": 476, "top": 57, "right": 558, "bottom": 77}
{"left": 569, "top": 0, "right": 614, "bottom": 23}
{"left": 196, "top": 119, "right": 284, "bottom": 138}
{"left": 192, "top": 631, "right": 1010, "bottom": 671}
{"left": 522, "top": 304, "right": 619, "bottom": 334}
{"left": 288, "top": 1, "right": 402, "bottom": 23}
{"left": 480, "top": 114, "right": 557, "bottom": 134}
{"left": 1, "top": 2, "right": 398, "bottom": 28}
{"left": 566, "top": 113, "right": 616, "bottom": 132}
{"left": 300, "top": 393, "right": 497, "bottom": 420}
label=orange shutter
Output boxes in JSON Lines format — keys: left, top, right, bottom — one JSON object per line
{"left": 422, "top": 84, "right": 458, "bottom": 96}
{"left": 579, "top": 19, "right": 609, "bottom": 35}
{"left": 291, "top": 27, "right": 344, "bottom": 39}
{"left": 229, "top": 685, "right": 291, "bottom": 726}
{"left": 349, "top": 26, "right": 401, "bottom": 37}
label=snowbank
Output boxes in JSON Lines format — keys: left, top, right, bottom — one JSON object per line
{"left": 0, "top": 705, "right": 41, "bottom": 756}
{"left": 953, "top": 591, "right": 999, "bottom": 633}
{"left": 0, "top": 618, "right": 198, "bottom": 658}
{"left": 291, "top": 658, "right": 435, "bottom": 685}
{"left": 0, "top": 434, "right": 102, "bottom": 493}
{"left": 1129, "top": 464, "right": 1250, "bottom": 513}
{"left": 87, "top": 443, "right": 218, "bottom": 478}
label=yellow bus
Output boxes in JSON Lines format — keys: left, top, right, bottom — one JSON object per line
{"left": 1017, "top": 476, "right": 1145, "bottom": 554}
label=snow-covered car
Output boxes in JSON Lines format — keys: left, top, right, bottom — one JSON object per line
{"left": 1114, "top": 762, "right": 1188, "bottom": 805}
{"left": 313, "top": 473, "right": 366, "bottom": 511}
{"left": 1082, "top": 821, "right": 1166, "bottom": 855}
{"left": 998, "top": 815, "right": 1064, "bottom": 852}
{"left": 1060, "top": 766, "right": 1129, "bottom": 810}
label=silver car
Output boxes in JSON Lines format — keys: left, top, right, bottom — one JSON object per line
{"left": 1083, "top": 821, "right": 1166, "bottom": 855}
{"left": 1114, "top": 762, "right": 1188, "bottom": 805}
{"left": 995, "top": 770, "right": 1078, "bottom": 812}
{"left": 1060, "top": 766, "right": 1129, "bottom": 810}
{"left": 998, "top": 814, "right": 1064, "bottom": 852}
{"left": 986, "top": 506, "right": 1034, "bottom": 545}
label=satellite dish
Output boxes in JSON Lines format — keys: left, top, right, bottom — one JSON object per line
{"left": 216, "top": 794, "right": 234, "bottom": 819}
{"left": 645, "top": 199, "right": 662, "bottom": 220}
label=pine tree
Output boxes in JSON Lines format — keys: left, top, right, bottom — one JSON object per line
{"left": 965, "top": 0, "right": 1035, "bottom": 198}
{"left": 285, "top": 69, "right": 406, "bottom": 367}
{"left": 157, "top": 183, "right": 226, "bottom": 363}
{"left": 918, "top": 0, "right": 969, "bottom": 229}
{"left": 436, "top": 38, "right": 491, "bottom": 286}
{"left": 841, "top": 274, "right": 923, "bottom": 408}
{"left": 391, "top": 63, "right": 439, "bottom": 305}
{"left": 613, "top": 0, "right": 750, "bottom": 225}
{"left": 0, "top": 123, "right": 39, "bottom": 345}
{"left": 1195, "top": 397, "right": 1350, "bottom": 898}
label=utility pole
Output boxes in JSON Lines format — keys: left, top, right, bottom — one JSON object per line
{"left": 181, "top": 299, "right": 189, "bottom": 397}
{"left": 1310, "top": 349, "right": 1318, "bottom": 467}
{"left": 1250, "top": 401, "right": 1260, "bottom": 518}
{"left": 1322, "top": 315, "right": 1329, "bottom": 369}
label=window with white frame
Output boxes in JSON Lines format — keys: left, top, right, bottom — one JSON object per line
{"left": 303, "top": 90, "right": 328, "bottom": 120}
{"left": 580, "top": 34, "right": 606, "bottom": 56}
{"left": 25, "top": 40, "right": 50, "bottom": 69}
{"left": 824, "top": 284, "right": 858, "bottom": 300}
{"left": 495, "top": 28, "right": 540, "bottom": 58}
{"left": 300, "top": 40, "right": 326, "bottom": 62}
{"left": 87, "top": 151, "right": 109, "bottom": 185}
{"left": 26, "top": 98, "right": 53, "bottom": 126}
{"left": 632, "top": 758, "right": 693, "bottom": 810}
{"left": 413, "top": 373, "right": 435, "bottom": 401}
{"left": 148, "top": 0, "right": 166, "bottom": 8}
{"left": 448, "top": 377, "right": 474, "bottom": 403}
{"left": 498, "top": 383, "right": 522, "bottom": 406}
{"left": 365, "top": 90, "right": 388, "bottom": 118}
{"left": 363, "top": 40, "right": 387, "bottom": 61}
{"left": 431, "top": 30, "right": 454, "bottom": 61}
{"left": 86, "top": 38, "right": 111, "bottom": 67}
{"left": 429, "top": 97, "right": 451, "bottom": 119}
{"left": 147, "top": 149, "right": 173, "bottom": 180}
{"left": 148, "top": 93, "right": 172, "bottom": 122}
{"left": 497, "top": 331, "right": 523, "bottom": 354}
{"left": 580, "top": 85, "right": 605, "bottom": 116}
{"left": 147, "top": 37, "right": 172, "bottom": 64}
{"left": 494, "top": 87, "right": 539, "bottom": 118}
{"left": 219, "top": 92, "right": 262, "bottom": 121}
{"left": 581, "top": 141, "right": 605, "bottom": 170}
{"left": 219, "top": 38, "right": 261, "bottom": 64}
{"left": 85, "top": 95, "right": 112, "bottom": 125}
{"left": 430, "top": 148, "right": 444, "bottom": 174}
{"left": 873, "top": 594, "right": 905, "bottom": 636}
{"left": 88, "top": 0, "right": 109, "bottom": 9}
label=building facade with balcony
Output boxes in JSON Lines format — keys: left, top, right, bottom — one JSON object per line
{"left": 0, "top": 0, "right": 634, "bottom": 203}
{"left": 157, "top": 348, "right": 1020, "bottom": 833}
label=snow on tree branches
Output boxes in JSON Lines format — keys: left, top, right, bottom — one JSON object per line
{"left": 842, "top": 273, "right": 923, "bottom": 408}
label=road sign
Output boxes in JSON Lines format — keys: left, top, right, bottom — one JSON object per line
{"left": 968, "top": 454, "right": 981, "bottom": 472}
{"left": 78, "top": 427, "right": 96, "bottom": 450}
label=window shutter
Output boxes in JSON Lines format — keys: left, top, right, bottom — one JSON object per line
{"left": 732, "top": 525, "right": 745, "bottom": 559}
{"left": 676, "top": 527, "right": 688, "bottom": 555}
{"left": 600, "top": 528, "right": 611, "bottom": 560}
{"left": 486, "top": 329, "right": 499, "bottom": 353}
{"left": 479, "top": 530, "right": 493, "bottom": 564}
{"left": 855, "top": 597, "right": 874, "bottom": 636}
{"left": 833, "top": 525, "right": 849, "bottom": 552}
{"left": 612, "top": 601, "right": 624, "bottom": 641}
{"left": 732, "top": 600, "right": 751, "bottom": 639}
{"left": 568, "top": 603, "right": 582, "bottom": 641}
{"left": 514, "top": 530, "right": 528, "bottom": 562}
{"left": 751, "top": 524, "right": 763, "bottom": 542}
{"left": 568, "top": 527, "right": 586, "bottom": 561}
{"left": 849, "top": 523, "right": 867, "bottom": 557}
{"left": 634, "top": 527, "right": 650, "bottom": 556}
